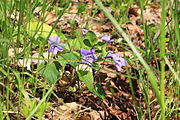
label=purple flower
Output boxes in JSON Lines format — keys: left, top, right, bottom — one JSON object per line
{"left": 82, "top": 29, "right": 88, "bottom": 35}
{"left": 80, "top": 48, "right": 98, "bottom": 65}
{"left": 106, "top": 53, "right": 128, "bottom": 71}
{"left": 100, "top": 35, "right": 114, "bottom": 43}
{"left": 48, "top": 35, "right": 64, "bottom": 55}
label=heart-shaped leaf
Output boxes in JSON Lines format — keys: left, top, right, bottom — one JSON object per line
{"left": 38, "top": 62, "right": 60, "bottom": 85}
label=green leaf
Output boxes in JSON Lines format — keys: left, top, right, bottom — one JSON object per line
{"left": 77, "top": 70, "right": 105, "bottom": 99}
{"left": 107, "top": 82, "right": 114, "bottom": 94}
{"left": 101, "top": 44, "right": 108, "bottom": 57}
{"left": 38, "top": 62, "right": 60, "bottom": 85}
{"left": 0, "top": 38, "right": 10, "bottom": 43}
{"left": 85, "top": 31, "right": 97, "bottom": 46}
{"left": 68, "top": 33, "right": 97, "bottom": 50}
{"left": 0, "top": 40, "right": 9, "bottom": 59}
{"left": 58, "top": 52, "right": 80, "bottom": 67}
{"left": 95, "top": 83, "right": 106, "bottom": 99}
{"left": 60, "top": 43, "right": 70, "bottom": 51}
{"left": 109, "top": 87, "right": 115, "bottom": 94}
{"left": 83, "top": 39, "right": 92, "bottom": 47}
{"left": 94, "top": 42, "right": 107, "bottom": 57}
{"left": 21, "top": 98, "right": 36, "bottom": 117}
{"left": 95, "top": 41, "right": 106, "bottom": 46}
{"left": 59, "top": 0, "right": 70, "bottom": 7}
{"left": 77, "top": 3, "right": 86, "bottom": 13}
{"left": 77, "top": 70, "right": 95, "bottom": 92}
{"left": 20, "top": 97, "right": 51, "bottom": 118}
{"left": 68, "top": 38, "right": 81, "bottom": 50}
{"left": 27, "top": 20, "right": 56, "bottom": 38}
{"left": 68, "top": 19, "right": 78, "bottom": 28}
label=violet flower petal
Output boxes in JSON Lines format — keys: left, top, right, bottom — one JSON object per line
{"left": 100, "top": 35, "right": 114, "bottom": 43}
{"left": 117, "top": 57, "right": 128, "bottom": 66}
{"left": 80, "top": 49, "right": 91, "bottom": 57}
{"left": 106, "top": 53, "right": 128, "bottom": 71}
{"left": 48, "top": 35, "right": 64, "bottom": 55}
{"left": 82, "top": 29, "right": 88, "bottom": 35}
{"left": 48, "top": 35, "right": 60, "bottom": 44}
{"left": 101, "top": 35, "right": 110, "bottom": 41}
{"left": 82, "top": 57, "right": 94, "bottom": 64}
{"left": 92, "top": 54, "right": 98, "bottom": 61}
{"left": 53, "top": 48, "right": 58, "bottom": 55}
{"left": 80, "top": 48, "right": 97, "bottom": 65}
{"left": 49, "top": 45, "right": 63, "bottom": 55}
{"left": 49, "top": 45, "right": 54, "bottom": 52}
{"left": 115, "top": 62, "right": 123, "bottom": 71}
{"left": 90, "top": 48, "right": 95, "bottom": 53}
{"left": 55, "top": 45, "right": 64, "bottom": 52}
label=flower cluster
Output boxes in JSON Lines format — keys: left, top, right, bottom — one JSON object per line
{"left": 80, "top": 48, "right": 128, "bottom": 71}
{"left": 48, "top": 35, "right": 63, "bottom": 55}
{"left": 48, "top": 30, "right": 128, "bottom": 71}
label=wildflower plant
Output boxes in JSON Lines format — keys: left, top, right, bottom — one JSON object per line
{"left": 38, "top": 26, "right": 128, "bottom": 99}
